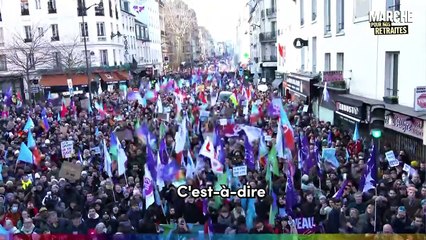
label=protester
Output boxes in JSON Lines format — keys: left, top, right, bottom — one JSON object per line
{"left": 0, "top": 67, "right": 424, "bottom": 240}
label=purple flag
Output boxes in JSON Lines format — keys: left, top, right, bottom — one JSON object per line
{"left": 202, "top": 198, "right": 208, "bottom": 215}
{"left": 359, "top": 145, "right": 377, "bottom": 193}
{"left": 333, "top": 179, "right": 349, "bottom": 200}
{"left": 161, "top": 160, "right": 180, "bottom": 182}
{"left": 214, "top": 125, "right": 225, "bottom": 164}
{"left": 327, "top": 131, "right": 333, "bottom": 147}
{"left": 285, "top": 171, "right": 297, "bottom": 212}
{"left": 146, "top": 143, "right": 157, "bottom": 181}
{"left": 159, "top": 138, "right": 169, "bottom": 165}
{"left": 301, "top": 136, "right": 313, "bottom": 174}
{"left": 244, "top": 133, "right": 255, "bottom": 170}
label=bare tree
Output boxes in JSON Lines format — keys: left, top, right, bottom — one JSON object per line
{"left": 164, "top": 0, "right": 196, "bottom": 70}
{"left": 54, "top": 36, "right": 85, "bottom": 76}
{"left": 2, "top": 25, "right": 54, "bottom": 93}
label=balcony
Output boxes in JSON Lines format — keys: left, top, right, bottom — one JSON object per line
{"left": 21, "top": 8, "right": 30, "bottom": 16}
{"left": 263, "top": 55, "right": 277, "bottom": 62}
{"left": 259, "top": 32, "right": 276, "bottom": 42}
{"left": 266, "top": 8, "right": 276, "bottom": 18}
{"left": 24, "top": 38, "right": 32, "bottom": 43}
{"left": 48, "top": 7, "right": 57, "bottom": 14}
{"left": 51, "top": 36, "right": 60, "bottom": 41}
{"left": 98, "top": 36, "right": 107, "bottom": 41}
{"left": 77, "top": 7, "right": 87, "bottom": 16}
{"left": 80, "top": 36, "right": 89, "bottom": 42}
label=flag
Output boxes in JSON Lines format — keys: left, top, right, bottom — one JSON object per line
{"left": 117, "top": 143, "right": 127, "bottom": 176}
{"left": 199, "top": 137, "right": 215, "bottom": 160}
{"left": 156, "top": 97, "right": 163, "bottom": 113}
{"left": 241, "top": 125, "right": 262, "bottom": 143}
{"left": 60, "top": 101, "right": 68, "bottom": 118}
{"left": 353, "top": 123, "right": 360, "bottom": 141}
{"left": 161, "top": 160, "right": 180, "bottom": 182}
{"left": 143, "top": 164, "right": 155, "bottom": 208}
{"left": 186, "top": 151, "right": 196, "bottom": 179}
{"left": 32, "top": 147, "right": 41, "bottom": 166}
{"left": 244, "top": 133, "right": 255, "bottom": 170}
{"left": 23, "top": 117, "right": 35, "bottom": 131}
{"left": 146, "top": 142, "right": 157, "bottom": 181}
{"left": 322, "top": 148, "right": 339, "bottom": 168}
{"left": 246, "top": 198, "right": 256, "bottom": 229}
{"left": 158, "top": 138, "right": 169, "bottom": 165}
{"left": 327, "top": 131, "right": 333, "bottom": 147}
{"left": 285, "top": 171, "right": 297, "bottom": 212}
{"left": 229, "top": 93, "right": 238, "bottom": 106}
{"left": 27, "top": 131, "right": 36, "bottom": 149}
{"left": 0, "top": 164, "right": 3, "bottom": 182}
{"left": 109, "top": 132, "right": 118, "bottom": 161}
{"left": 269, "top": 191, "right": 278, "bottom": 225}
{"left": 17, "top": 143, "right": 34, "bottom": 164}
{"left": 214, "top": 173, "right": 227, "bottom": 208}
{"left": 276, "top": 123, "right": 285, "bottom": 158}
{"left": 103, "top": 140, "right": 113, "bottom": 177}
{"left": 268, "top": 145, "right": 280, "bottom": 176}
{"left": 174, "top": 118, "right": 187, "bottom": 154}
{"left": 323, "top": 82, "right": 330, "bottom": 102}
{"left": 358, "top": 145, "right": 377, "bottom": 193}
{"left": 333, "top": 179, "right": 349, "bottom": 199}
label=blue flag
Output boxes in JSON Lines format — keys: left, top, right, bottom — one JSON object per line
{"left": 27, "top": 131, "right": 36, "bottom": 149}
{"left": 23, "top": 117, "right": 35, "bottom": 131}
{"left": 17, "top": 143, "right": 33, "bottom": 164}
{"left": 353, "top": 123, "right": 360, "bottom": 141}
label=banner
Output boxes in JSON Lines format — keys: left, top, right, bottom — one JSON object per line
{"left": 294, "top": 216, "right": 317, "bottom": 234}
{"left": 60, "top": 141, "right": 74, "bottom": 158}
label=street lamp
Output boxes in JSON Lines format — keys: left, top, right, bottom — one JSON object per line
{"left": 80, "top": 0, "right": 103, "bottom": 105}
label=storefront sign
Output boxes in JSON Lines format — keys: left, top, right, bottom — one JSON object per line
{"left": 286, "top": 78, "right": 302, "bottom": 93}
{"left": 323, "top": 71, "right": 344, "bottom": 82}
{"left": 385, "top": 112, "right": 424, "bottom": 140}
{"left": 414, "top": 86, "right": 426, "bottom": 112}
{"left": 335, "top": 102, "right": 362, "bottom": 119}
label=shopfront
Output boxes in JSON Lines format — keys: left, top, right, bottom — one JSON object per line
{"left": 272, "top": 71, "right": 284, "bottom": 96}
{"left": 383, "top": 111, "right": 426, "bottom": 161}
{"left": 284, "top": 72, "right": 319, "bottom": 106}
{"left": 333, "top": 97, "right": 369, "bottom": 137}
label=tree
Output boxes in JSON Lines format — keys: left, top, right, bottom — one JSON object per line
{"left": 53, "top": 36, "right": 85, "bottom": 76}
{"left": 2, "top": 25, "right": 54, "bottom": 99}
{"left": 164, "top": 0, "right": 196, "bottom": 70}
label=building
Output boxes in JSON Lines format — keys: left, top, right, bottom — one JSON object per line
{"left": 198, "top": 26, "right": 215, "bottom": 62}
{"left": 278, "top": 0, "right": 426, "bottom": 159}
{"left": 119, "top": 0, "right": 138, "bottom": 64}
{"left": 158, "top": 0, "right": 169, "bottom": 70}
{"left": 248, "top": 0, "right": 278, "bottom": 82}
{"left": 134, "top": 0, "right": 163, "bottom": 75}
{"left": 0, "top": 0, "right": 128, "bottom": 98}
{"left": 235, "top": 2, "right": 251, "bottom": 66}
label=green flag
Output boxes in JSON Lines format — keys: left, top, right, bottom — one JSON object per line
{"left": 214, "top": 173, "right": 228, "bottom": 208}
{"left": 268, "top": 146, "right": 280, "bottom": 176}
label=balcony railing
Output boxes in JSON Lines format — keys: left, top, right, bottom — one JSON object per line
{"left": 48, "top": 7, "right": 57, "bottom": 14}
{"left": 21, "top": 8, "right": 30, "bottom": 16}
{"left": 24, "top": 38, "right": 32, "bottom": 43}
{"left": 77, "top": 7, "right": 87, "bottom": 16}
{"left": 51, "top": 36, "right": 60, "bottom": 41}
{"left": 263, "top": 55, "right": 277, "bottom": 62}
{"left": 259, "top": 32, "right": 276, "bottom": 42}
{"left": 266, "top": 8, "right": 276, "bottom": 18}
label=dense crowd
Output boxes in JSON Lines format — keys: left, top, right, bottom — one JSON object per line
{"left": 0, "top": 70, "right": 424, "bottom": 240}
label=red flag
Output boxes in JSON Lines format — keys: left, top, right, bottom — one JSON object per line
{"left": 198, "top": 92, "right": 207, "bottom": 104}
{"left": 60, "top": 103, "right": 68, "bottom": 118}
{"left": 175, "top": 152, "right": 183, "bottom": 165}
{"left": 32, "top": 147, "right": 41, "bottom": 166}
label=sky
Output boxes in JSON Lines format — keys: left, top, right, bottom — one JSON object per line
{"left": 182, "top": 0, "right": 243, "bottom": 43}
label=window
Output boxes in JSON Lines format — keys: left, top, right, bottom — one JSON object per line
{"left": 0, "top": 55, "right": 7, "bottom": 71}
{"left": 95, "top": 0, "right": 104, "bottom": 16}
{"left": 336, "top": 0, "right": 344, "bottom": 33}
{"left": 271, "top": 21, "right": 276, "bottom": 33}
{"left": 21, "top": 0, "right": 30, "bottom": 15}
{"left": 385, "top": 52, "right": 399, "bottom": 97}
{"left": 301, "top": 47, "right": 305, "bottom": 71}
{"left": 97, "top": 22, "right": 105, "bottom": 36}
{"left": 115, "top": 4, "right": 118, "bottom": 19}
{"left": 0, "top": 28, "right": 4, "bottom": 47}
{"left": 300, "top": 0, "right": 304, "bottom": 25}
{"left": 35, "top": 0, "right": 41, "bottom": 9}
{"left": 336, "top": 53, "right": 344, "bottom": 71}
{"left": 78, "top": 0, "right": 87, "bottom": 16}
{"left": 312, "top": 37, "right": 317, "bottom": 73}
{"left": 28, "top": 53, "right": 35, "bottom": 69}
{"left": 109, "top": 0, "right": 113, "bottom": 17}
{"left": 80, "top": 22, "right": 88, "bottom": 37}
{"left": 100, "top": 50, "right": 108, "bottom": 65}
{"left": 386, "top": 0, "right": 400, "bottom": 11}
{"left": 324, "top": 53, "right": 331, "bottom": 71}
{"left": 123, "top": 1, "right": 130, "bottom": 12}
{"left": 51, "top": 24, "right": 59, "bottom": 41}
{"left": 48, "top": 0, "right": 56, "bottom": 13}
{"left": 24, "top": 26, "right": 32, "bottom": 42}
{"left": 38, "top": 27, "right": 44, "bottom": 37}
{"left": 311, "top": 0, "right": 317, "bottom": 21}
{"left": 324, "top": 0, "right": 331, "bottom": 34}
{"left": 354, "top": 0, "right": 370, "bottom": 20}
{"left": 53, "top": 52, "right": 61, "bottom": 68}
{"left": 113, "top": 49, "right": 116, "bottom": 65}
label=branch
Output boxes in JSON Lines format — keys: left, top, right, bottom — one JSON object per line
{"left": 53, "top": 36, "right": 85, "bottom": 74}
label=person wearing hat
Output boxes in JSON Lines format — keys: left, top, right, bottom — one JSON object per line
{"left": 390, "top": 206, "right": 410, "bottom": 233}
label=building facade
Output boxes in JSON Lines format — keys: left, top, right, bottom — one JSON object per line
{"left": 198, "top": 26, "right": 215, "bottom": 62}
{"left": 119, "top": 0, "right": 137, "bottom": 64}
{"left": 278, "top": 0, "right": 426, "bottom": 159}
{"left": 248, "top": 0, "right": 278, "bottom": 82}
{"left": 158, "top": 0, "right": 169, "bottom": 70}
{"left": 134, "top": 0, "right": 163, "bottom": 74}
{"left": 0, "top": 0, "right": 127, "bottom": 97}
{"left": 235, "top": 2, "right": 251, "bottom": 66}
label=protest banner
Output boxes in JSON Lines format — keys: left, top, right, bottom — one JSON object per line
{"left": 59, "top": 162, "right": 83, "bottom": 181}
{"left": 60, "top": 141, "right": 74, "bottom": 158}
{"left": 233, "top": 165, "right": 248, "bottom": 177}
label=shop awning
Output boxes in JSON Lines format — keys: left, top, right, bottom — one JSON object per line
{"left": 271, "top": 78, "right": 283, "bottom": 89}
{"left": 99, "top": 71, "right": 129, "bottom": 84}
{"left": 40, "top": 74, "right": 89, "bottom": 88}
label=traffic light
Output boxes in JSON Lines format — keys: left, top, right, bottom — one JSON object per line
{"left": 370, "top": 105, "right": 385, "bottom": 138}
{"left": 243, "top": 70, "right": 251, "bottom": 81}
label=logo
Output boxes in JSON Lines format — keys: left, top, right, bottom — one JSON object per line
{"left": 369, "top": 11, "right": 413, "bottom": 35}
{"left": 143, "top": 177, "right": 153, "bottom": 195}
{"left": 336, "top": 102, "right": 360, "bottom": 116}
{"left": 417, "top": 93, "right": 426, "bottom": 108}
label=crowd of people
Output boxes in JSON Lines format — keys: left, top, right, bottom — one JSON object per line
{"left": 0, "top": 69, "right": 424, "bottom": 240}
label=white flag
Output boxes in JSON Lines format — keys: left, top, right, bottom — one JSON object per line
{"left": 117, "top": 143, "right": 127, "bottom": 176}
{"left": 103, "top": 140, "right": 113, "bottom": 177}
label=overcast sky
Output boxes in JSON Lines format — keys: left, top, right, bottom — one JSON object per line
{"left": 182, "top": 0, "right": 243, "bottom": 43}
